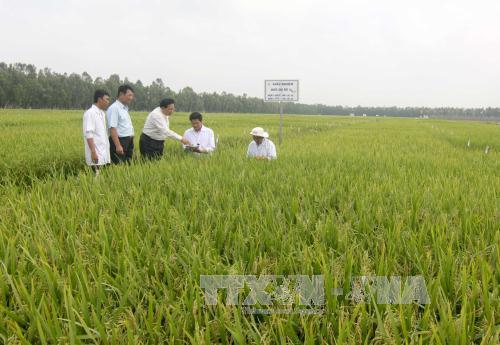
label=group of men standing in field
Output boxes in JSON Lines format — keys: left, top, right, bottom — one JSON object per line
{"left": 83, "top": 85, "right": 277, "bottom": 173}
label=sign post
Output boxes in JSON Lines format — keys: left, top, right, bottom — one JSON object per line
{"left": 264, "top": 80, "right": 299, "bottom": 145}
{"left": 279, "top": 102, "right": 283, "bottom": 144}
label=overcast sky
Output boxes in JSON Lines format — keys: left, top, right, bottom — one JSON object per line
{"left": 0, "top": 0, "right": 499, "bottom": 107}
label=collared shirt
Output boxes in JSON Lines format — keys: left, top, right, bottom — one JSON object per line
{"left": 183, "top": 125, "right": 216, "bottom": 153}
{"left": 247, "top": 138, "right": 277, "bottom": 160}
{"left": 107, "top": 100, "right": 134, "bottom": 137}
{"left": 142, "top": 107, "right": 183, "bottom": 141}
{"left": 83, "top": 104, "right": 111, "bottom": 166}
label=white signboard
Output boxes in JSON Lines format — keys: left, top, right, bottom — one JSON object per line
{"left": 264, "top": 80, "right": 299, "bottom": 102}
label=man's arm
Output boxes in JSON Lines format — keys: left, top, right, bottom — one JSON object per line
{"left": 110, "top": 127, "right": 124, "bottom": 155}
{"left": 86, "top": 138, "right": 99, "bottom": 163}
{"left": 204, "top": 130, "right": 216, "bottom": 153}
{"left": 246, "top": 143, "right": 253, "bottom": 158}
{"left": 83, "top": 111, "right": 99, "bottom": 163}
{"left": 107, "top": 106, "right": 124, "bottom": 155}
{"left": 154, "top": 113, "right": 187, "bottom": 143}
{"left": 268, "top": 142, "right": 277, "bottom": 160}
{"left": 182, "top": 130, "right": 194, "bottom": 150}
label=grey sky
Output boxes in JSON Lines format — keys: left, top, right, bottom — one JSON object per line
{"left": 1, "top": 0, "right": 499, "bottom": 107}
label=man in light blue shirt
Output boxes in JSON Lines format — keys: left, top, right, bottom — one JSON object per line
{"left": 107, "top": 84, "right": 135, "bottom": 164}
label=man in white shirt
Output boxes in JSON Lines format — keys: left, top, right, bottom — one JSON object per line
{"left": 247, "top": 127, "right": 277, "bottom": 160}
{"left": 183, "top": 112, "right": 216, "bottom": 154}
{"left": 83, "top": 90, "right": 111, "bottom": 174}
{"left": 140, "top": 98, "right": 190, "bottom": 160}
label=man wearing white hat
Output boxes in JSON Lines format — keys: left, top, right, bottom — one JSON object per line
{"left": 247, "top": 127, "right": 277, "bottom": 160}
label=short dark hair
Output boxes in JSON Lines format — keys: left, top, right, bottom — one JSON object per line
{"left": 117, "top": 84, "right": 134, "bottom": 97}
{"left": 94, "top": 89, "right": 110, "bottom": 103}
{"left": 160, "top": 98, "right": 175, "bottom": 108}
{"left": 189, "top": 112, "right": 203, "bottom": 121}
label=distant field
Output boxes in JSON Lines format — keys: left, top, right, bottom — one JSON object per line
{"left": 0, "top": 109, "right": 498, "bottom": 343}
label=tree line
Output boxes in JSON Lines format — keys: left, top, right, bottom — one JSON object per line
{"left": 0, "top": 62, "right": 499, "bottom": 119}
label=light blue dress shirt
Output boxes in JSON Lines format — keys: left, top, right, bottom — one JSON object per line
{"left": 107, "top": 100, "right": 134, "bottom": 137}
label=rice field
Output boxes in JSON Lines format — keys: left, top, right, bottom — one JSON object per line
{"left": 0, "top": 109, "right": 498, "bottom": 344}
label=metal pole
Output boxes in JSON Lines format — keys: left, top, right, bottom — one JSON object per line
{"left": 279, "top": 101, "right": 283, "bottom": 145}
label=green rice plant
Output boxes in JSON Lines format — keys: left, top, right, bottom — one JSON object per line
{"left": 0, "top": 110, "right": 498, "bottom": 343}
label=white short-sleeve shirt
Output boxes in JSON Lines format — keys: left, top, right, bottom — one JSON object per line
{"left": 247, "top": 138, "right": 277, "bottom": 160}
{"left": 83, "top": 105, "right": 111, "bottom": 166}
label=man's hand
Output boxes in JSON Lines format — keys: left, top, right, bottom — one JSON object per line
{"left": 91, "top": 150, "right": 99, "bottom": 164}
{"left": 181, "top": 137, "right": 191, "bottom": 145}
{"left": 116, "top": 144, "right": 124, "bottom": 156}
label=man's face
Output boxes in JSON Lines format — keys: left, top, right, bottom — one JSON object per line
{"left": 191, "top": 119, "right": 202, "bottom": 131}
{"left": 253, "top": 135, "right": 264, "bottom": 145}
{"left": 119, "top": 90, "right": 134, "bottom": 105}
{"left": 162, "top": 103, "right": 175, "bottom": 116}
{"left": 97, "top": 95, "right": 110, "bottom": 110}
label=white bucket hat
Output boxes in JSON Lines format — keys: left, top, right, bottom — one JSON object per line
{"left": 250, "top": 127, "right": 269, "bottom": 138}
